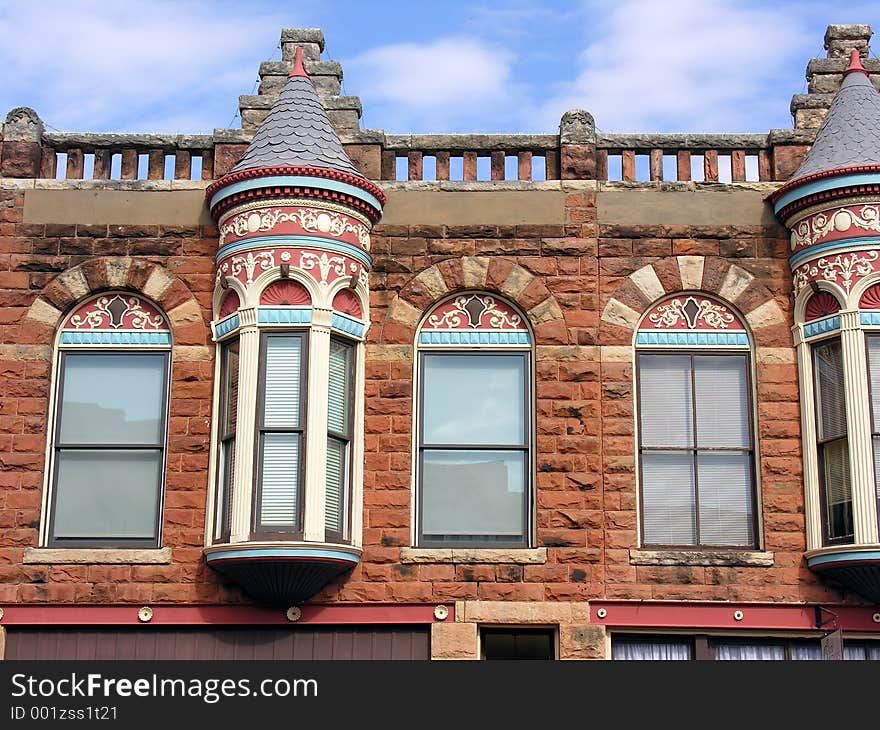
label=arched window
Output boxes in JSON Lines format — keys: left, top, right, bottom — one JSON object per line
{"left": 415, "top": 293, "right": 533, "bottom": 548}
{"left": 635, "top": 294, "right": 757, "bottom": 548}
{"left": 44, "top": 292, "right": 172, "bottom": 548}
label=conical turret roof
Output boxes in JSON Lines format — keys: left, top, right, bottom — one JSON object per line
{"left": 789, "top": 49, "right": 880, "bottom": 182}
{"left": 230, "top": 47, "right": 362, "bottom": 177}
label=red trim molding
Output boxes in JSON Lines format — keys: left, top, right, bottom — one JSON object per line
{"left": 590, "top": 600, "right": 880, "bottom": 632}
{"left": 206, "top": 165, "right": 386, "bottom": 208}
{"left": 768, "top": 164, "right": 880, "bottom": 204}
{"left": 211, "top": 185, "right": 381, "bottom": 223}
{"left": 778, "top": 182, "right": 880, "bottom": 222}
{"left": 0, "top": 603, "right": 451, "bottom": 627}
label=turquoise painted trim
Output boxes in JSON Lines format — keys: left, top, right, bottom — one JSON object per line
{"left": 213, "top": 314, "right": 240, "bottom": 339}
{"left": 206, "top": 546, "right": 360, "bottom": 564}
{"left": 635, "top": 331, "right": 749, "bottom": 347}
{"left": 418, "top": 330, "right": 533, "bottom": 346}
{"left": 807, "top": 550, "right": 880, "bottom": 569}
{"left": 803, "top": 315, "right": 841, "bottom": 340}
{"left": 59, "top": 331, "right": 171, "bottom": 346}
{"left": 789, "top": 237, "right": 880, "bottom": 267}
{"left": 210, "top": 175, "right": 383, "bottom": 212}
{"left": 216, "top": 235, "right": 372, "bottom": 268}
{"left": 774, "top": 173, "right": 880, "bottom": 213}
{"left": 258, "top": 308, "right": 312, "bottom": 325}
{"left": 861, "top": 312, "right": 880, "bottom": 327}
{"left": 331, "top": 313, "right": 365, "bottom": 338}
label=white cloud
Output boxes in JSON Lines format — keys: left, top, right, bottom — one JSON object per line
{"left": 536, "top": 0, "right": 812, "bottom": 132}
{"left": 345, "top": 37, "right": 517, "bottom": 132}
{"left": 0, "top": 0, "right": 294, "bottom": 132}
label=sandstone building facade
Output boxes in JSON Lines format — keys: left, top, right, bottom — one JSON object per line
{"left": 1, "top": 24, "right": 880, "bottom": 660}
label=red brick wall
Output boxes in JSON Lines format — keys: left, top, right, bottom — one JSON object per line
{"left": 0, "top": 187, "right": 853, "bottom": 606}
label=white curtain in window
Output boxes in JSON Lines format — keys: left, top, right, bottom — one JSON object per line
{"left": 613, "top": 639, "right": 693, "bottom": 660}
{"left": 714, "top": 643, "right": 785, "bottom": 660}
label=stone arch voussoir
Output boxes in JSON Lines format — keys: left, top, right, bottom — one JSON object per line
{"left": 599, "top": 255, "right": 787, "bottom": 346}
{"left": 382, "top": 257, "right": 568, "bottom": 345}
{"left": 24, "top": 256, "right": 207, "bottom": 348}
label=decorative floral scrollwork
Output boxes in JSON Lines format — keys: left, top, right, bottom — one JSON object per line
{"left": 791, "top": 205, "right": 880, "bottom": 250}
{"left": 69, "top": 295, "right": 165, "bottom": 330}
{"left": 793, "top": 250, "right": 880, "bottom": 294}
{"left": 426, "top": 294, "right": 523, "bottom": 330}
{"left": 229, "top": 251, "right": 276, "bottom": 284}
{"left": 299, "top": 251, "right": 347, "bottom": 284}
{"left": 219, "top": 206, "right": 370, "bottom": 249}
{"left": 647, "top": 296, "right": 735, "bottom": 330}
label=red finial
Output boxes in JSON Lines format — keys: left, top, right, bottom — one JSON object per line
{"left": 288, "top": 45, "right": 308, "bottom": 78}
{"left": 844, "top": 48, "right": 868, "bottom": 77}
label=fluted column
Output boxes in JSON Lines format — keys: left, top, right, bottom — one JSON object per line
{"left": 303, "top": 306, "right": 332, "bottom": 542}
{"left": 230, "top": 308, "right": 260, "bottom": 543}
{"left": 793, "top": 325, "right": 823, "bottom": 551}
{"left": 840, "top": 310, "right": 880, "bottom": 543}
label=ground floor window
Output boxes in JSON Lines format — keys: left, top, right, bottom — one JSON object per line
{"left": 612, "top": 634, "right": 880, "bottom": 660}
{"left": 481, "top": 628, "right": 555, "bottom": 660}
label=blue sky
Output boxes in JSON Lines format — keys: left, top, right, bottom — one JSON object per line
{"left": 1, "top": 0, "right": 878, "bottom": 136}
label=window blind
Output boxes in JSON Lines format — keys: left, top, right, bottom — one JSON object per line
{"left": 325, "top": 437, "right": 347, "bottom": 535}
{"left": 697, "top": 452, "right": 754, "bottom": 546}
{"left": 263, "top": 335, "right": 302, "bottom": 428}
{"left": 641, "top": 451, "right": 696, "bottom": 545}
{"left": 328, "top": 341, "right": 350, "bottom": 435}
{"left": 694, "top": 355, "right": 749, "bottom": 448}
{"left": 638, "top": 354, "right": 693, "bottom": 448}
{"left": 814, "top": 340, "right": 847, "bottom": 441}
{"left": 259, "top": 433, "right": 300, "bottom": 526}
{"left": 868, "top": 336, "right": 880, "bottom": 426}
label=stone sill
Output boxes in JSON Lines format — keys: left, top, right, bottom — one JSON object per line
{"left": 24, "top": 547, "right": 173, "bottom": 565}
{"left": 399, "top": 548, "right": 547, "bottom": 564}
{"left": 629, "top": 549, "right": 774, "bottom": 567}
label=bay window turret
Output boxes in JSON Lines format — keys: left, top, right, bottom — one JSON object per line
{"left": 201, "top": 46, "right": 384, "bottom": 604}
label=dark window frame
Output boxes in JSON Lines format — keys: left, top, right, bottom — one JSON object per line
{"left": 636, "top": 349, "right": 758, "bottom": 550}
{"left": 214, "top": 338, "right": 239, "bottom": 543}
{"left": 252, "top": 330, "right": 309, "bottom": 540}
{"left": 325, "top": 335, "right": 355, "bottom": 544}
{"left": 812, "top": 337, "right": 854, "bottom": 546}
{"left": 481, "top": 627, "right": 556, "bottom": 660}
{"left": 416, "top": 349, "right": 532, "bottom": 549}
{"left": 47, "top": 349, "right": 171, "bottom": 549}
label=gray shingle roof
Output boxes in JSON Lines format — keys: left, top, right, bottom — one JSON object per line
{"left": 230, "top": 74, "right": 362, "bottom": 177}
{"left": 790, "top": 67, "right": 880, "bottom": 181}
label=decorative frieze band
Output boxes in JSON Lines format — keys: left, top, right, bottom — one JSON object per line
{"left": 792, "top": 250, "right": 880, "bottom": 296}
{"left": 218, "top": 202, "right": 371, "bottom": 251}
{"left": 216, "top": 246, "right": 369, "bottom": 289}
{"left": 790, "top": 203, "right": 880, "bottom": 252}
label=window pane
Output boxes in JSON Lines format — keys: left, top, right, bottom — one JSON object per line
{"left": 814, "top": 340, "right": 847, "bottom": 441}
{"left": 697, "top": 451, "right": 755, "bottom": 546}
{"left": 714, "top": 642, "right": 785, "bottom": 660}
{"left": 53, "top": 449, "right": 162, "bottom": 539}
{"left": 59, "top": 354, "right": 165, "bottom": 445}
{"left": 215, "top": 438, "right": 235, "bottom": 540}
{"left": 422, "top": 355, "right": 525, "bottom": 445}
{"left": 868, "top": 336, "right": 880, "bottom": 426}
{"left": 328, "top": 341, "right": 351, "bottom": 435}
{"left": 263, "top": 335, "right": 302, "bottom": 428}
{"left": 326, "top": 436, "right": 347, "bottom": 536}
{"left": 639, "top": 354, "right": 693, "bottom": 448}
{"left": 259, "top": 433, "right": 300, "bottom": 527}
{"left": 421, "top": 450, "right": 524, "bottom": 541}
{"left": 823, "top": 438, "right": 853, "bottom": 540}
{"left": 612, "top": 638, "right": 694, "bottom": 660}
{"left": 695, "top": 355, "right": 749, "bottom": 447}
{"left": 791, "top": 642, "right": 822, "bottom": 660}
{"left": 641, "top": 451, "right": 696, "bottom": 545}
{"left": 222, "top": 341, "right": 239, "bottom": 435}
